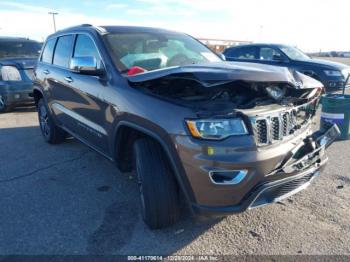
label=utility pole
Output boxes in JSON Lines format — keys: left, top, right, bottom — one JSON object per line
{"left": 48, "top": 12, "right": 58, "bottom": 32}
{"left": 259, "top": 25, "right": 264, "bottom": 42}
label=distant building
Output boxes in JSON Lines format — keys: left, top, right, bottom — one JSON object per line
{"left": 198, "top": 38, "right": 252, "bottom": 53}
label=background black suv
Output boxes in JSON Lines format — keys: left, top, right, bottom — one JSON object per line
{"left": 223, "top": 44, "right": 350, "bottom": 90}
{"left": 34, "top": 25, "right": 337, "bottom": 229}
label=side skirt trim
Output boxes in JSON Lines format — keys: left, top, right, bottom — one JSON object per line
{"left": 52, "top": 102, "right": 107, "bottom": 136}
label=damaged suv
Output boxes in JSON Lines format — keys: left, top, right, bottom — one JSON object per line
{"left": 34, "top": 25, "right": 339, "bottom": 229}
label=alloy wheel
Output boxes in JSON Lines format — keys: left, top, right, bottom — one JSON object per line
{"left": 135, "top": 157, "right": 146, "bottom": 219}
{"left": 39, "top": 104, "right": 50, "bottom": 137}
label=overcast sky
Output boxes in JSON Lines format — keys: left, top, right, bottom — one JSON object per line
{"left": 0, "top": 0, "right": 348, "bottom": 52}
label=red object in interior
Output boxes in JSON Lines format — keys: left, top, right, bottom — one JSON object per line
{"left": 127, "top": 66, "right": 146, "bottom": 76}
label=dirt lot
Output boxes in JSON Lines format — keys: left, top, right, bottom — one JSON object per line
{"left": 0, "top": 105, "right": 350, "bottom": 256}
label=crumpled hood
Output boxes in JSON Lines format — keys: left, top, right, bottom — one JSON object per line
{"left": 0, "top": 57, "right": 37, "bottom": 69}
{"left": 127, "top": 62, "right": 314, "bottom": 88}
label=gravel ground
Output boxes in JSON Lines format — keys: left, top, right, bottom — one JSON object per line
{"left": 0, "top": 105, "right": 349, "bottom": 255}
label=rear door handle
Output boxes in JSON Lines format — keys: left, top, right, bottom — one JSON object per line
{"left": 43, "top": 69, "right": 50, "bottom": 75}
{"left": 64, "top": 76, "right": 73, "bottom": 83}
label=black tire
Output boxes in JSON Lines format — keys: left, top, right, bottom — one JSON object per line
{"left": 37, "top": 99, "right": 66, "bottom": 144}
{"left": 0, "top": 97, "right": 12, "bottom": 113}
{"left": 0, "top": 105, "right": 12, "bottom": 113}
{"left": 134, "top": 138, "right": 180, "bottom": 229}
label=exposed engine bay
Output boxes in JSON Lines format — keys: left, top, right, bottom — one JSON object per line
{"left": 128, "top": 66, "right": 323, "bottom": 146}
{"left": 129, "top": 73, "right": 321, "bottom": 113}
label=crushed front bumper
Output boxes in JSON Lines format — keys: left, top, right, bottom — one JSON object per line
{"left": 193, "top": 124, "right": 340, "bottom": 217}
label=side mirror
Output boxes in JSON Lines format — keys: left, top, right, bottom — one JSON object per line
{"left": 70, "top": 56, "right": 103, "bottom": 75}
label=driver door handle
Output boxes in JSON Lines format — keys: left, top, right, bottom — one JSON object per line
{"left": 43, "top": 69, "right": 50, "bottom": 75}
{"left": 64, "top": 76, "right": 73, "bottom": 83}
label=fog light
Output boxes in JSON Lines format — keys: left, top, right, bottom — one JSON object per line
{"left": 209, "top": 170, "right": 248, "bottom": 185}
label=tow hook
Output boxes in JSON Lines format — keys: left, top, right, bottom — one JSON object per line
{"left": 304, "top": 136, "right": 317, "bottom": 153}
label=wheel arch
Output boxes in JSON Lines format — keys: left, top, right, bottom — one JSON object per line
{"left": 32, "top": 86, "right": 44, "bottom": 106}
{"left": 112, "top": 120, "right": 196, "bottom": 214}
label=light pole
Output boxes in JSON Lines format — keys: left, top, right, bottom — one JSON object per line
{"left": 259, "top": 25, "right": 264, "bottom": 42}
{"left": 48, "top": 12, "right": 58, "bottom": 32}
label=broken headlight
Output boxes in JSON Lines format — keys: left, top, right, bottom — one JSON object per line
{"left": 266, "top": 85, "right": 286, "bottom": 100}
{"left": 185, "top": 118, "right": 248, "bottom": 140}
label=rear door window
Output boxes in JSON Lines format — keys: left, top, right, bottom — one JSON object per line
{"left": 225, "top": 46, "right": 257, "bottom": 60}
{"left": 224, "top": 48, "right": 238, "bottom": 58}
{"left": 53, "top": 35, "right": 74, "bottom": 68}
{"left": 259, "top": 47, "right": 283, "bottom": 61}
{"left": 41, "top": 38, "right": 56, "bottom": 64}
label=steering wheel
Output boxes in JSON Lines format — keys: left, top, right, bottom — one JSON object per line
{"left": 166, "top": 54, "right": 192, "bottom": 67}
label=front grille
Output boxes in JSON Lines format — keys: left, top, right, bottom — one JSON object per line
{"left": 270, "top": 173, "right": 313, "bottom": 200}
{"left": 255, "top": 119, "right": 268, "bottom": 144}
{"left": 271, "top": 117, "right": 281, "bottom": 140}
{"left": 250, "top": 173, "right": 314, "bottom": 208}
{"left": 252, "top": 107, "right": 311, "bottom": 146}
{"left": 282, "top": 112, "right": 289, "bottom": 136}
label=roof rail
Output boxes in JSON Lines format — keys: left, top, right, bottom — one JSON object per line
{"left": 55, "top": 24, "right": 93, "bottom": 33}
{"left": 53, "top": 24, "right": 109, "bottom": 34}
{"left": 0, "top": 36, "right": 32, "bottom": 40}
{"left": 93, "top": 25, "right": 108, "bottom": 34}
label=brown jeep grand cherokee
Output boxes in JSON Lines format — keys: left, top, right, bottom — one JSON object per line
{"left": 33, "top": 24, "right": 339, "bottom": 229}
